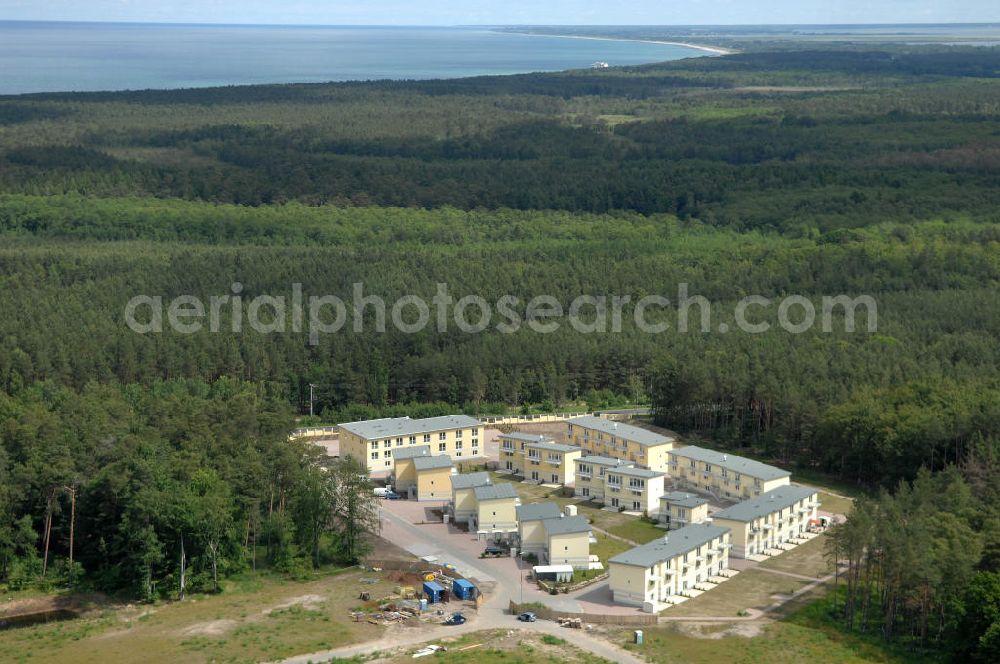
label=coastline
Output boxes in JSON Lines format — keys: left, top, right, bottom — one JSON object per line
{"left": 499, "top": 31, "right": 736, "bottom": 55}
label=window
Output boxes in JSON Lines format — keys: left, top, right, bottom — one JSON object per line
{"left": 678, "top": 508, "right": 686, "bottom": 519}
{"left": 552, "top": 475, "right": 559, "bottom": 483}
{"left": 632, "top": 501, "right": 641, "bottom": 511}
{"left": 370, "top": 452, "right": 378, "bottom": 460}
{"left": 439, "top": 432, "right": 447, "bottom": 441}
{"left": 456, "top": 452, "right": 462, "bottom": 457}
{"left": 628, "top": 478, "right": 645, "bottom": 489}
{"left": 409, "top": 436, "right": 416, "bottom": 444}
{"left": 455, "top": 429, "right": 463, "bottom": 439}
{"left": 383, "top": 440, "right": 391, "bottom": 449}
{"left": 423, "top": 434, "right": 431, "bottom": 443}
{"left": 396, "top": 437, "right": 404, "bottom": 446}
{"left": 438, "top": 442, "right": 447, "bottom": 452}
{"left": 370, "top": 441, "right": 378, "bottom": 450}
{"left": 455, "top": 441, "right": 463, "bottom": 450}
{"left": 384, "top": 450, "right": 391, "bottom": 458}
{"left": 472, "top": 439, "right": 478, "bottom": 448}
{"left": 581, "top": 487, "right": 590, "bottom": 497}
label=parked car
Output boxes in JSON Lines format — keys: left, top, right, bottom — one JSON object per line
{"left": 443, "top": 612, "right": 466, "bottom": 626}
{"left": 517, "top": 611, "right": 537, "bottom": 622}
{"left": 383, "top": 490, "right": 402, "bottom": 500}
{"left": 482, "top": 545, "right": 508, "bottom": 558}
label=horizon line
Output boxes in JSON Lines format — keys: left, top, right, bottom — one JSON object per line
{"left": 1, "top": 19, "right": 999, "bottom": 29}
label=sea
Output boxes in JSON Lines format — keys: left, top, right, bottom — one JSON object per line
{"left": 0, "top": 22, "right": 704, "bottom": 95}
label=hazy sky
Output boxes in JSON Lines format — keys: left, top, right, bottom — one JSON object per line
{"left": 0, "top": 1, "right": 997, "bottom": 26}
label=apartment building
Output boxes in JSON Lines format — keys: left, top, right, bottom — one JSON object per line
{"left": 411, "top": 455, "right": 455, "bottom": 501}
{"left": 668, "top": 446, "right": 790, "bottom": 501}
{"left": 609, "top": 523, "right": 732, "bottom": 611}
{"left": 521, "top": 441, "right": 583, "bottom": 485}
{"left": 516, "top": 502, "right": 564, "bottom": 556}
{"left": 574, "top": 455, "right": 633, "bottom": 502}
{"left": 711, "top": 485, "right": 820, "bottom": 558}
{"left": 472, "top": 483, "right": 520, "bottom": 535}
{"left": 499, "top": 432, "right": 551, "bottom": 472}
{"left": 659, "top": 491, "right": 709, "bottom": 530}
{"left": 542, "top": 515, "right": 593, "bottom": 569}
{"left": 339, "top": 415, "right": 482, "bottom": 472}
{"left": 391, "top": 445, "right": 433, "bottom": 496}
{"left": 603, "top": 466, "right": 666, "bottom": 514}
{"left": 450, "top": 471, "right": 492, "bottom": 524}
{"left": 566, "top": 416, "right": 676, "bottom": 472}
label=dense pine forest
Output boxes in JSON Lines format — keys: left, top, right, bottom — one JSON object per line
{"left": 1, "top": 44, "right": 1000, "bottom": 654}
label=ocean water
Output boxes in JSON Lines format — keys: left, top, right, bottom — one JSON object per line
{"left": 0, "top": 22, "right": 704, "bottom": 95}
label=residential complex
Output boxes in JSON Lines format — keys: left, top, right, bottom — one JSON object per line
{"left": 659, "top": 491, "right": 709, "bottom": 530}
{"left": 566, "top": 415, "right": 676, "bottom": 472}
{"left": 573, "top": 455, "right": 633, "bottom": 501}
{"left": 472, "top": 483, "right": 520, "bottom": 535}
{"left": 411, "top": 455, "right": 455, "bottom": 501}
{"left": 516, "top": 502, "right": 565, "bottom": 556}
{"left": 711, "top": 485, "right": 820, "bottom": 558}
{"left": 603, "top": 466, "right": 666, "bottom": 514}
{"left": 391, "top": 445, "right": 452, "bottom": 498}
{"left": 609, "top": 523, "right": 732, "bottom": 611}
{"left": 668, "top": 445, "right": 790, "bottom": 501}
{"left": 450, "top": 471, "right": 492, "bottom": 524}
{"left": 541, "top": 515, "right": 593, "bottom": 568}
{"left": 339, "top": 415, "right": 482, "bottom": 472}
{"left": 500, "top": 433, "right": 582, "bottom": 485}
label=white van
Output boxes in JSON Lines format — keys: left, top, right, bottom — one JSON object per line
{"left": 373, "top": 487, "right": 389, "bottom": 498}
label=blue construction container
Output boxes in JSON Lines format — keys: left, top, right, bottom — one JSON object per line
{"left": 422, "top": 580, "right": 445, "bottom": 603}
{"left": 452, "top": 579, "right": 476, "bottom": 600}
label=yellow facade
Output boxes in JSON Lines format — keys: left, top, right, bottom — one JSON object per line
{"left": 609, "top": 524, "right": 732, "bottom": 610}
{"left": 392, "top": 456, "right": 420, "bottom": 493}
{"left": 565, "top": 416, "right": 675, "bottom": 473}
{"left": 475, "top": 497, "right": 519, "bottom": 534}
{"left": 546, "top": 531, "right": 591, "bottom": 569}
{"left": 603, "top": 467, "right": 665, "bottom": 515}
{"left": 414, "top": 464, "right": 454, "bottom": 501}
{"left": 659, "top": 493, "right": 710, "bottom": 530}
{"left": 668, "top": 445, "right": 791, "bottom": 501}
{"left": 710, "top": 486, "right": 819, "bottom": 558}
{"left": 339, "top": 415, "right": 482, "bottom": 473}
{"left": 573, "top": 456, "right": 633, "bottom": 502}
{"left": 450, "top": 472, "right": 492, "bottom": 524}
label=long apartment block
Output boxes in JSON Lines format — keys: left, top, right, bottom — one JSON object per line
{"left": 710, "top": 485, "right": 820, "bottom": 558}
{"left": 566, "top": 415, "right": 676, "bottom": 472}
{"left": 339, "top": 415, "right": 482, "bottom": 472}
{"left": 668, "top": 445, "right": 790, "bottom": 501}
{"left": 499, "top": 432, "right": 581, "bottom": 485}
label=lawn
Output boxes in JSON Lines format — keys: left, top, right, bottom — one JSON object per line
{"left": 816, "top": 491, "right": 855, "bottom": 517}
{"left": 756, "top": 535, "right": 833, "bottom": 578}
{"left": 0, "top": 568, "right": 393, "bottom": 664}
{"left": 591, "top": 533, "right": 631, "bottom": 565}
{"left": 663, "top": 569, "right": 816, "bottom": 618}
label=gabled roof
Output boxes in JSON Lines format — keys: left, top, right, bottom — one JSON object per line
{"left": 450, "top": 472, "right": 491, "bottom": 490}
{"left": 660, "top": 491, "right": 708, "bottom": 509}
{"left": 516, "top": 502, "right": 563, "bottom": 522}
{"left": 339, "top": 415, "right": 481, "bottom": 440}
{"left": 609, "top": 523, "right": 730, "bottom": 568}
{"left": 670, "top": 446, "right": 790, "bottom": 482}
{"left": 712, "top": 485, "right": 818, "bottom": 523}
{"left": 525, "top": 441, "right": 582, "bottom": 454}
{"left": 606, "top": 466, "right": 664, "bottom": 479}
{"left": 413, "top": 455, "right": 454, "bottom": 471}
{"left": 542, "top": 515, "right": 592, "bottom": 536}
{"left": 474, "top": 483, "right": 519, "bottom": 502}
{"left": 567, "top": 415, "right": 674, "bottom": 447}
{"left": 392, "top": 445, "right": 433, "bottom": 461}
{"left": 575, "top": 455, "right": 633, "bottom": 468}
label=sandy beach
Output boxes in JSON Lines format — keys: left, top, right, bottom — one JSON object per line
{"left": 502, "top": 31, "right": 736, "bottom": 55}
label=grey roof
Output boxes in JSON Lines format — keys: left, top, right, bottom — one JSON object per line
{"left": 412, "top": 455, "right": 454, "bottom": 471}
{"left": 609, "top": 524, "right": 730, "bottom": 568}
{"left": 660, "top": 491, "right": 708, "bottom": 509}
{"left": 567, "top": 415, "right": 674, "bottom": 447}
{"left": 450, "top": 472, "right": 492, "bottom": 491}
{"left": 576, "top": 455, "right": 633, "bottom": 468}
{"left": 516, "top": 502, "right": 563, "bottom": 522}
{"left": 473, "top": 483, "right": 520, "bottom": 502}
{"left": 339, "top": 415, "right": 481, "bottom": 440}
{"left": 542, "top": 515, "right": 592, "bottom": 536}
{"left": 392, "top": 445, "right": 433, "bottom": 461}
{"left": 500, "top": 432, "right": 553, "bottom": 444}
{"left": 525, "top": 441, "right": 582, "bottom": 454}
{"left": 605, "top": 466, "right": 665, "bottom": 479}
{"left": 712, "top": 485, "right": 819, "bottom": 523}
{"left": 670, "top": 446, "right": 791, "bottom": 482}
